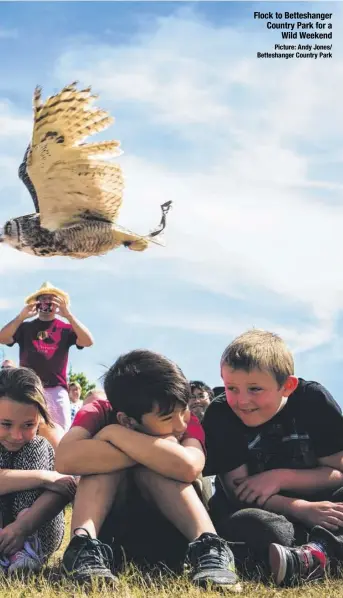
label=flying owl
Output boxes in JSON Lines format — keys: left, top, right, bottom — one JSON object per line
{"left": 0, "top": 82, "right": 172, "bottom": 258}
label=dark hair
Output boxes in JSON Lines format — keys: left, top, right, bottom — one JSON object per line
{"left": 189, "top": 380, "right": 214, "bottom": 401}
{"left": 103, "top": 349, "right": 190, "bottom": 422}
{"left": 0, "top": 367, "right": 52, "bottom": 425}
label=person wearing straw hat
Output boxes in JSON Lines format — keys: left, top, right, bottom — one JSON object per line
{"left": 0, "top": 282, "right": 93, "bottom": 447}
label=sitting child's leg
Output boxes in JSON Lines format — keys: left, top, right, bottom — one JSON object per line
{"left": 269, "top": 526, "right": 343, "bottom": 587}
{"left": 134, "top": 467, "right": 217, "bottom": 540}
{"left": 216, "top": 507, "right": 298, "bottom": 581}
{"left": 133, "top": 467, "right": 241, "bottom": 590}
{"left": 11, "top": 436, "right": 64, "bottom": 562}
{"left": 269, "top": 487, "right": 343, "bottom": 586}
{"left": 70, "top": 471, "right": 126, "bottom": 539}
{"left": 62, "top": 470, "right": 126, "bottom": 583}
{"left": 270, "top": 488, "right": 343, "bottom": 587}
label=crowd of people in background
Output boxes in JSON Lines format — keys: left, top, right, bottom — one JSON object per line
{"left": 1, "top": 282, "right": 343, "bottom": 592}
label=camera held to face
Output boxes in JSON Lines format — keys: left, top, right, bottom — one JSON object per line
{"left": 37, "top": 300, "right": 53, "bottom": 313}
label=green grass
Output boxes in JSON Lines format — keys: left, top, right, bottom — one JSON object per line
{"left": 0, "top": 507, "right": 342, "bottom": 597}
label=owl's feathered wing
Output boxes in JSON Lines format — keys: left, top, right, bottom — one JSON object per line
{"left": 22, "top": 82, "right": 124, "bottom": 231}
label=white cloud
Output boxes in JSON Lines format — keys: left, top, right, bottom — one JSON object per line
{"left": 116, "top": 153, "right": 343, "bottom": 323}
{"left": 51, "top": 7, "right": 343, "bottom": 330}
{"left": 124, "top": 310, "right": 334, "bottom": 355}
{"left": 54, "top": 8, "right": 342, "bottom": 142}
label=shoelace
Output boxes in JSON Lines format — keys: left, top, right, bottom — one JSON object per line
{"left": 299, "top": 547, "right": 325, "bottom": 582}
{"left": 195, "top": 545, "right": 232, "bottom": 571}
{"left": 77, "top": 538, "right": 113, "bottom": 570}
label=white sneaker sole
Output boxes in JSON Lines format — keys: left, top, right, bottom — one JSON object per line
{"left": 269, "top": 543, "right": 287, "bottom": 586}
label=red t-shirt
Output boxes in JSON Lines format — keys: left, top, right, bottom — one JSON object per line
{"left": 72, "top": 399, "right": 205, "bottom": 451}
{"left": 8, "top": 318, "right": 82, "bottom": 389}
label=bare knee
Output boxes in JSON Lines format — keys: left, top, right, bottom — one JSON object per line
{"left": 133, "top": 466, "right": 191, "bottom": 501}
{"left": 77, "top": 470, "right": 127, "bottom": 495}
{"left": 71, "top": 471, "right": 129, "bottom": 538}
{"left": 134, "top": 466, "right": 184, "bottom": 485}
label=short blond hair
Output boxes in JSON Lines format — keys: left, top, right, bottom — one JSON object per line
{"left": 221, "top": 329, "right": 294, "bottom": 387}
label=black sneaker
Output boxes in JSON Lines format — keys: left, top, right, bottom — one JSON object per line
{"left": 62, "top": 528, "right": 117, "bottom": 584}
{"left": 186, "top": 532, "right": 242, "bottom": 592}
{"left": 269, "top": 542, "right": 327, "bottom": 586}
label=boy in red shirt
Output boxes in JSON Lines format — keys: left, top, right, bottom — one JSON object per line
{"left": 56, "top": 349, "right": 240, "bottom": 591}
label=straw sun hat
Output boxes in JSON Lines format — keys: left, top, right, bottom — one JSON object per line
{"left": 25, "top": 281, "right": 70, "bottom": 306}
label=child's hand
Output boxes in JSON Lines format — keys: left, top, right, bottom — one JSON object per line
{"left": 0, "top": 521, "right": 26, "bottom": 556}
{"left": 292, "top": 500, "right": 343, "bottom": 531}
{"left": 43, "top": 472, "right": 78, "bottom": 500}
{"left": 234, "top": 470, "right": 282, "bottom": 506}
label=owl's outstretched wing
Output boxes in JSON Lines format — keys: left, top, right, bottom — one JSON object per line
{"left": 23, "top": 82, "right": 124, "bottom": 231}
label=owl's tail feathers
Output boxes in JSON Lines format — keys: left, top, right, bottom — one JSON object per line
{"left": 148, "top": 201, "right": 173, "bottom": 241}
{"left": 113, "top": 201, "right": 173, "bottom": 251}
{"left": 124, "top": 238, "right": 150, "bottom": 252}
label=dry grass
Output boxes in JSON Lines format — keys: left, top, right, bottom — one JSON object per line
{"left": 0, "top": 507, "right": 342, "bottom": 597}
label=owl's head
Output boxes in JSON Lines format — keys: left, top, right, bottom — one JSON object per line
{"left": 0, "top": 215, "right": 43, "bottom": 254}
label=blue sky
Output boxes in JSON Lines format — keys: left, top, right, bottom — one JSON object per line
{"left": 1, "top": 2, "right": 343, "bottom": 401}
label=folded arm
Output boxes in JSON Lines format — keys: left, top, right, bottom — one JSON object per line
{"left": 233, "top": 466, "right": 343, "bottom": 506}
{"left": 220, "top": 464, "right": 343, "bottom": 531}
{"left": 96, "top": 424, "right": 205, "bottom": 483}
{"left": 0, "top": 468, "right": 54, "bottom": 495}
{"left": 55, "top": 426, "right": 137, "bottom": 475}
